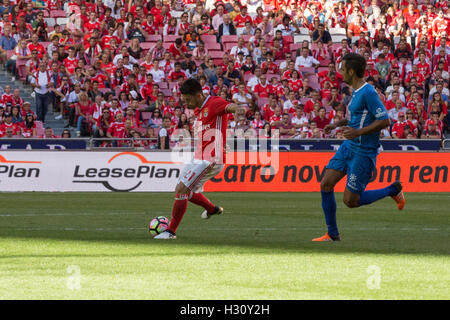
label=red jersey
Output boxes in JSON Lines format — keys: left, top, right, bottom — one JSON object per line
{"left": 168, "top": 43, "right": 187, "bottom": 58}
{"left": 1, "top": 93, "right": 14, "bottom": 105}
{"left": 101, "top": 35, "right": 120, "bottom": 49}
{"left": 269, "top": 115, "right": 282, "bottom": 128}
{"left": 142, "top": 21, "right": 159, "bottom": 34}
{"left": 289, "top": 79, "right": 303, "bottom": 92}
{"left": 250, "top": 119, "right": 265, "bottom": 129}
{"left": 107, "top": 121, "right": 127, "bottom": 138}
{"left": 262, "top": 105, "right": 276, "bottom": 121}
{"left": 21, "top": 122, "right": 36, "bottom": 138}
{"left": 304, "top": 99, "right": 322, "bottom": 114}
{"left": 416, "top": 62, "right": 431, "bottom": 79}
{"left": 168, "top": 70, "right": 187, "bottom": 82}
{"left": 194, "top": 96, "right": 229, "bottom": 163}
{"left": 254, "top": 83, "right": 271, "bottom": 98}
{"left": 84, "top": 20, "right": 101, "bottom": 32}
{"left": 0, "top": 122, "right": 21, "bottom": 135}
{"left": 140, "top": 60, "right": 154, "bottom": 72}
{"left": 63, "top": 57, "right": 79, "bottom": 75}
{"left": 233, "top": 14, "right": 252, "bottom": 28}
{"left": 261, "top": 61, "right": 278, "bottom": 74}
{"left": 76, "top": 101, "right": 92, "bottom": 116}
{"left": 392, "top": 120, "right": 416, "bottom": 138}
{"left": 90, "top": 73, "right": 108, "bottom": 88}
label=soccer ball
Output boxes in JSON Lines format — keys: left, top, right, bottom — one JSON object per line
{"left": 148, "top": 216, "right": 169, "bottom": 236}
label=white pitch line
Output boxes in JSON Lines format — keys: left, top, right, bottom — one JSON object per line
{"left": 3, "top": 227, "right": 448, "bottom": 232}
{"left": 0, "top": 212, "right": 164, "bottom": 217}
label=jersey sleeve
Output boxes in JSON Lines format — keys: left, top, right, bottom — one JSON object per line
{"left": 212, "top": 97, "right": 231, "bottom": 116}
{"left": 365, "top": 86, "right": 389, "bottom": 120}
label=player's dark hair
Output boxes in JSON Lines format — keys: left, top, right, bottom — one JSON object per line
{"left": 342, "top": 53, "right": 366, "bottom": 78}
{"left": 180, "top": 78, "right": 202, "bottom": 95}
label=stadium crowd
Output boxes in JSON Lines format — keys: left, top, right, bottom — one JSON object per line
{"left": 0, "top": 0, "right": 449, "bottom": 148}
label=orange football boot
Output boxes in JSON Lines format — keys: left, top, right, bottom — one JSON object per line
{"left": 312, "top": 233, "right": 341, "bottom": 242}
{"left": 391, "top": 181, "right": 406, "bottom": 210}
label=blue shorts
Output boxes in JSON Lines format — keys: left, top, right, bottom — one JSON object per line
{"left": 326, "top": 142, "right": 376, "bottom": 194}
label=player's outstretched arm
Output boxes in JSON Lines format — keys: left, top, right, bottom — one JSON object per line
{"left": 225, "top": 103, "right": 244, "bottom": 114}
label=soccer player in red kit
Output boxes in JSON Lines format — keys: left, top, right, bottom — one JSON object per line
{"left": 154, "top": 78, "right": 240, "bottom": 239}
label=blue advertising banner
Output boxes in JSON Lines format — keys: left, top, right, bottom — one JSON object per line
{"left": 232, "top": 139, "right": 442, "bottom": 151}
{"left": 0, "top": 139, "right": 88, "bottom": 150}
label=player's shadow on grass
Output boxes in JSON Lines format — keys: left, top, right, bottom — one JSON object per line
{"left": 0, "top": 231, "right": 448, "bottom": 257}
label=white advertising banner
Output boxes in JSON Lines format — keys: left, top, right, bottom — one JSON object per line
{"left": 0, "top": 151, "right": 187, "bottom": 192}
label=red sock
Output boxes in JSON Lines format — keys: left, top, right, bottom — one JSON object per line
{"left": 189, "top": 192, "right": 216, "bottom": 213}
{"left": 167, "top": 194, "right": 188, "bottom": 234}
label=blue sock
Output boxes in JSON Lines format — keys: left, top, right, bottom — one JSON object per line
{"left": 359, "top": 184, "right": 397, "bottom": 206}
{"left": 321, "top": 191, "right": 339, "bottom": 237}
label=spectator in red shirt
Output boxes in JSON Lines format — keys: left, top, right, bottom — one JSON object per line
{"left": 84, "top": 12, "right": 101, "bottom": 33}
{"left": 234, "top": 6, "right": 252, "bottom": 28}
{"left": 313, "top": 107, "right": 331, "bottom": 129}
{"left": 168, "top": 62, "right": 187, "bottom": 82}
{"left": 253, "top": 74, "right": 271, "bottom": 99}
{"left": 277, "top": 113, "right": 296, "bottom": 138}
{"left": 107, "top": 112, "right": 127, "bottom": 146}
{"left": 168, "top": 38, "right": 187, "bottom": 60}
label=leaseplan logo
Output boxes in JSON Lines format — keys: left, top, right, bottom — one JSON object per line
{"left": 72, "top": 152, "right": 182, "bottom": 192}
{"left": 0, "top": 154, "right": 42, "bottom": 180}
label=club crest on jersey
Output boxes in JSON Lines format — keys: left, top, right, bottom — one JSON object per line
{"left": 203, "top": 109, "right": 208, "bottom": 118}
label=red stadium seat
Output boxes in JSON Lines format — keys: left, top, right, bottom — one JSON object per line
{"left": 266, "top": 74, "right": 280, "bottom": 82}
{"left": 274, "top": 60, "right": 283, "bottom": 66}
{"left": 164, "top": 35, "right": 179, "bottom": 43}
{"left": 298, "top": 67, "right": 315, "bottom": 74}
{"left": 290, "top": 43, "right": 303, "bottom": 51}
{"left": 209, "top": 50, "right": 224, "bottom": 59}
{"left": 41, "top": 42, "right": 51, "bottom": 50}
{"left": 159, "top": 82, "right": 168, "bottom": 89}
{"left": 16, "top": 59, "right": 28, "bottom": 81}
{"left": 244, "top": 73, "right": 253, "bottom": 82}
{"left": 308, "top": 75, "right": 320, "bottom": 90}
{"left": 168, "top": 82, "right": 177, "bottom": 90}
{"left": 141, "top": 42, "right": 156, "bottom": 50}
{"left": 257, "top": 97, "right": 269, "bottom": 108}
{"left": 141, "top": 112, "right": 152, "bottom": 121}
{"left": 317, "top": 67, "right": 328, "bottom": 74}
{"left": 146, "top": 35, "right": 162, "bottom": 42}
{"left": 35, "top": 121, "right": 44, "bottom": 129}
{"left": 241, "top": 35, "right": 251, "bottom": 42}
{"left": 161, "top": 89, "right": 172, "bottom": 97}
{"left": 200, "top": 35, "right": 217, "bottom": 44}
{"left": 221, "top": 35, "right": 238, "bottom": 43}
{"left": 50, "top": 10, "right": 66, "bottom": 18}
{"left": 300, "top": 98, "right": 310, "bottom": 105}
{"left": 319, "top": 59, "right": 332, "bottom": 67}
{"left": 223, "top": 42, "right": 236, "bottom": 52}
{"left": 205, "top": 42, "right": 221, "bottom": 51}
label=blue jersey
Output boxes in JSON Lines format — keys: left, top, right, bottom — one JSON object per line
{"left": 346, "top": 83, "right": 388, "bottom": 157}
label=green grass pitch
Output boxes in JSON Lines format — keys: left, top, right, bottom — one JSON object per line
{"left": 0, "top": 192, "right": 448, "bottom": 299}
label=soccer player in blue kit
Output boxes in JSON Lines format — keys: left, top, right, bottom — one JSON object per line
{"left": 313, "top": 53, "right": 405, "bottom": 242}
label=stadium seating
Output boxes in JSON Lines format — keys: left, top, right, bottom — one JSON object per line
{"left": 293, "top": 34, "right": 311, "bottom": 43}
{"left": 0, "top": 0, "right": 447, "bottom": 144}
